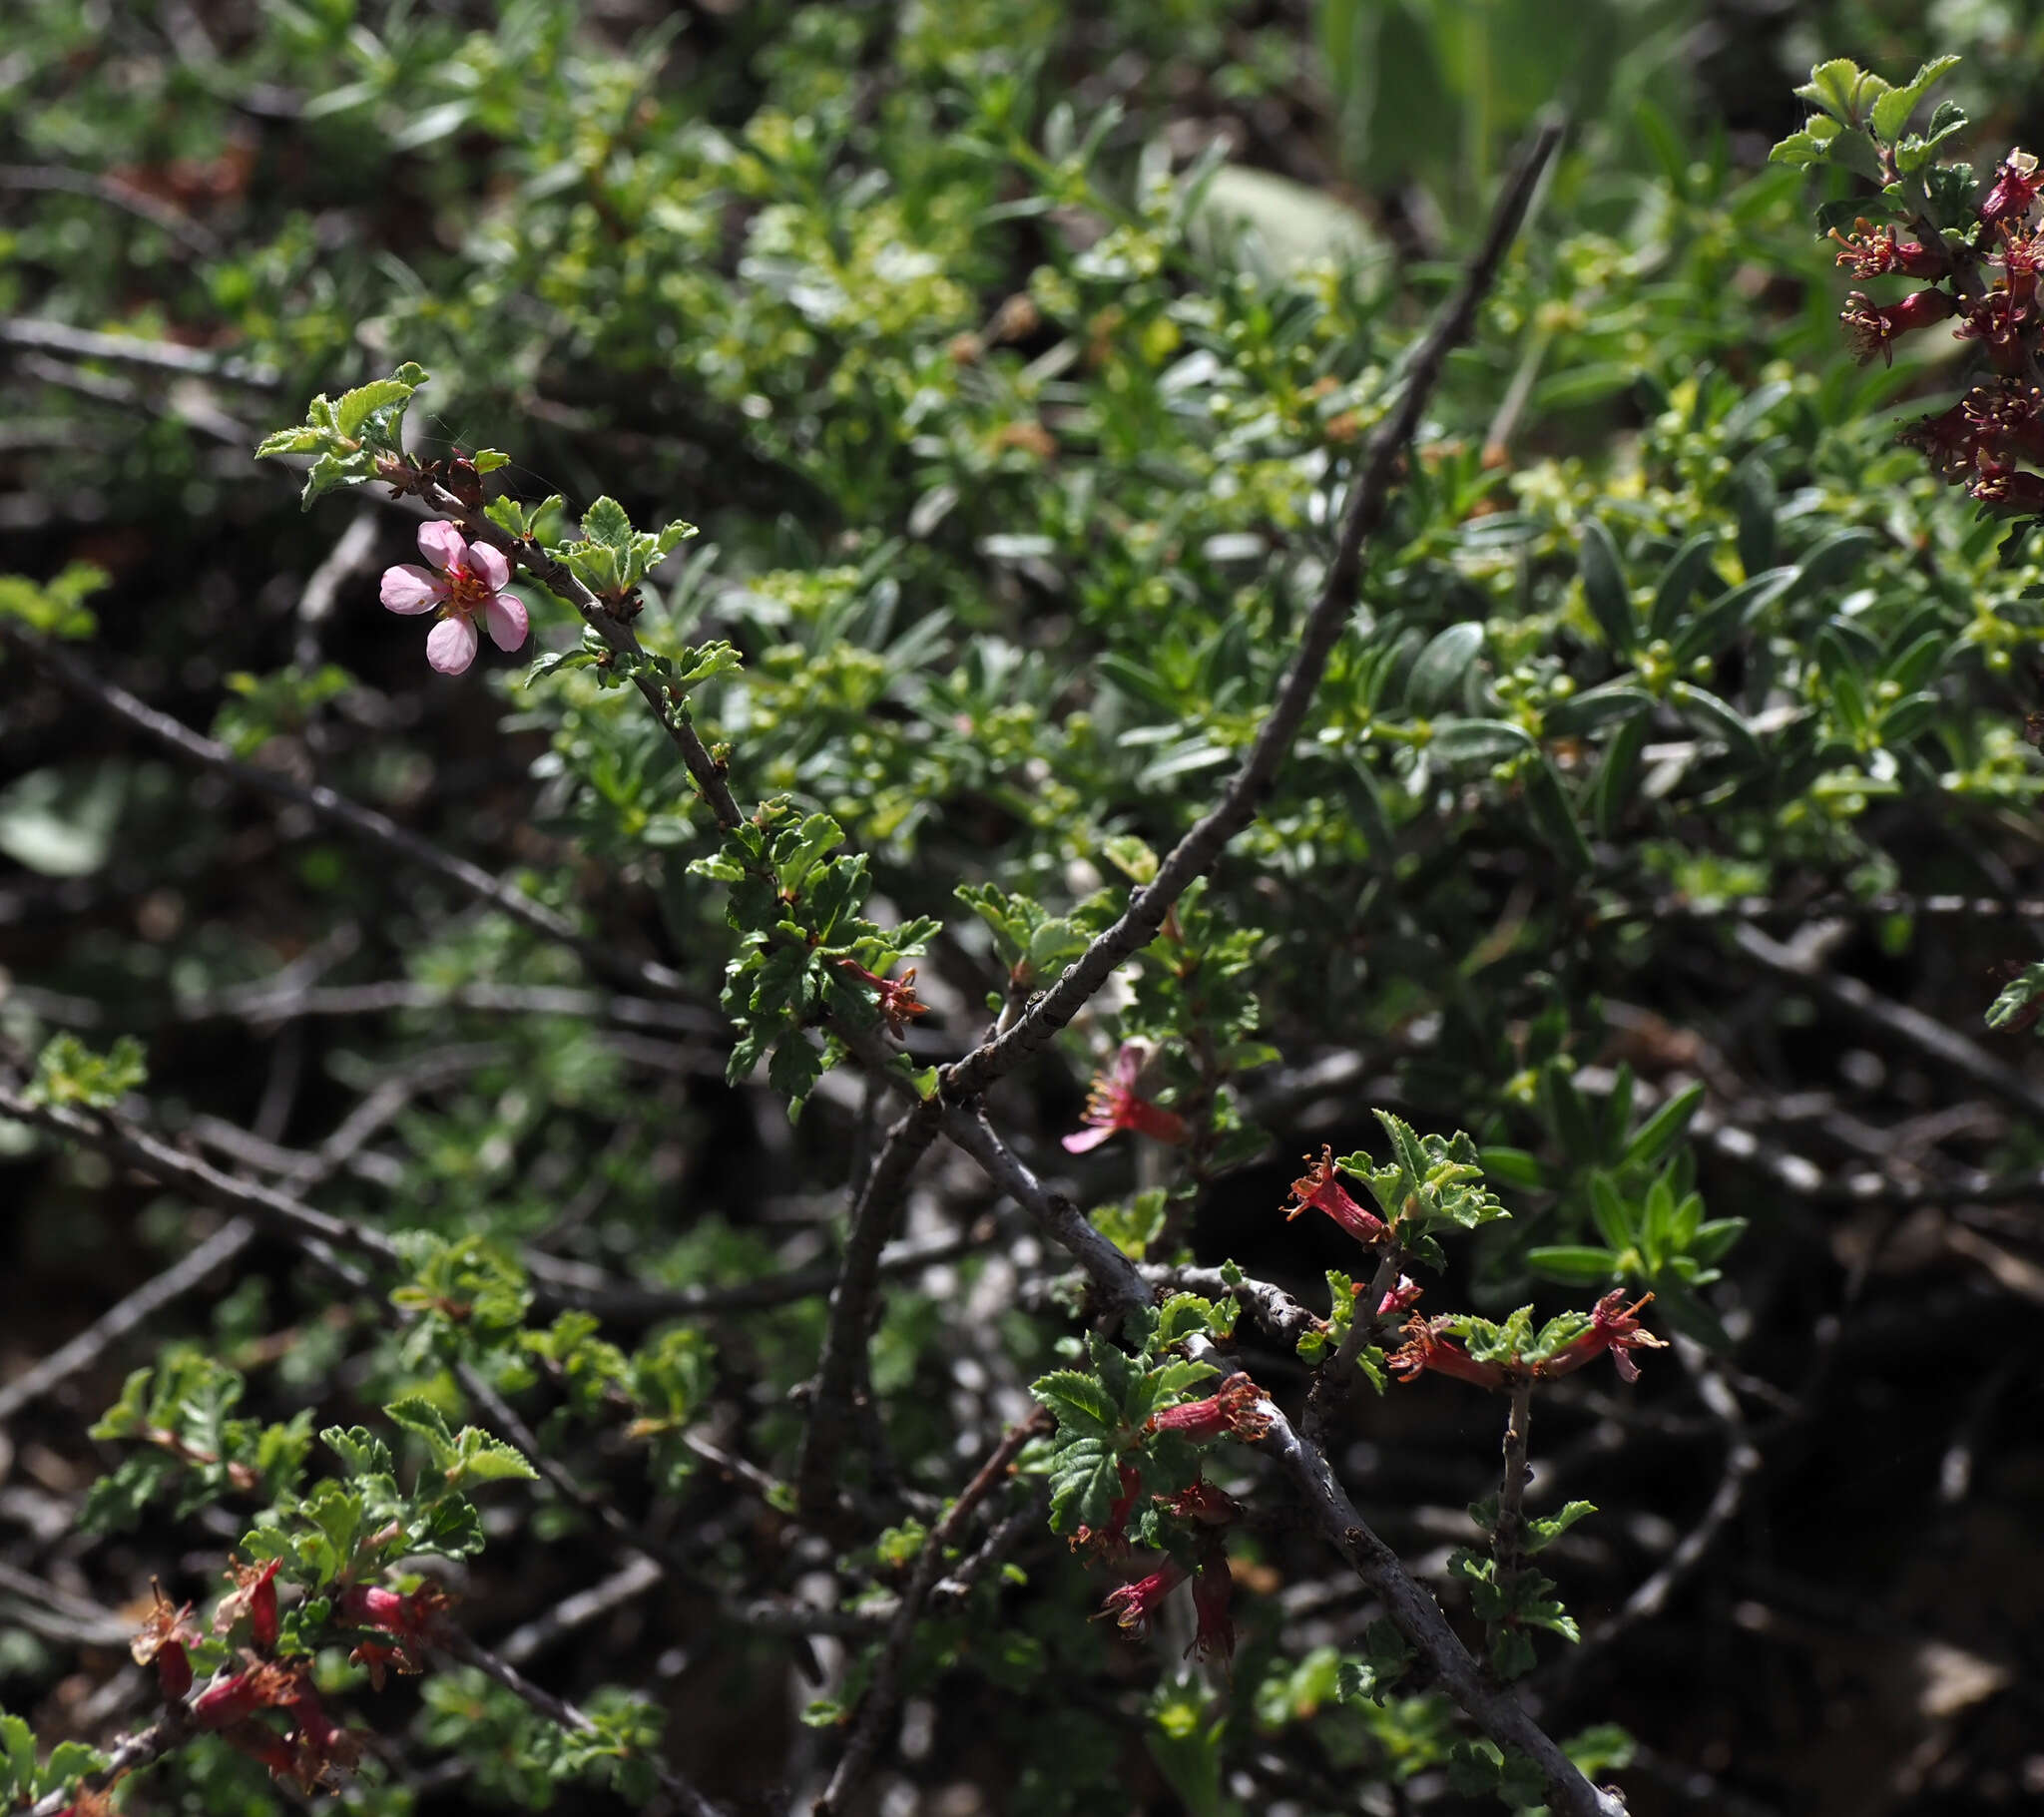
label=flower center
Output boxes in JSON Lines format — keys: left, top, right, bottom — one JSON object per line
{"left": 445, "top": 564, "right": 493, "bottom": 614}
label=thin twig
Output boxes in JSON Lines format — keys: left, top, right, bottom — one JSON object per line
{"left": 812, "top": 1412, "right": 1047, "bottom": 1817}
{"left": 939, "top": 117, "right": 1566, "bottom": 1105}
{"left": 0, "top": 624, "right": 688, "bottom": 999}
{"left": 1303, "top": 1242, "right": 1404, "bottom": 1445}
{"left": 0, "top": 165, "right": 225, "bottom": 258}
{"left": 426, "top": 1626, "right": 724, "bottom": 1817}
{"left": 0, "top": 316, "right": 273, "bottom": 385}
{"left": 794, "top": 1098, "right": 944, "bottom": 1517}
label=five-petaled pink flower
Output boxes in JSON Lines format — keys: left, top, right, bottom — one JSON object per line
{"left": 380, "top": 521, "right": 528, "bottom": 676}
{"left": 1063, "top": 1043, "right": 1190, "bottom": 1153}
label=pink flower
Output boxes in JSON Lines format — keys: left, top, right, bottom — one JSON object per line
{"left": 379, "top": 520, "right": 527, "bottom": 676}
{"left": 1063, "top": 1043, "right": 1190, "bottom": 1152}
{"left": 1283, "top": 1144, "right": 1388, "bottom": 1245}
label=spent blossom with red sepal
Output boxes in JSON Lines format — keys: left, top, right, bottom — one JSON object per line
{"left": 192, "top": 1659, "right": 302, "bottom": 1731}
{"left": 1099, "top": 1560, "right": 1188, "bottom": 1634}
{"left": 1283, "top": 1144, "right": 1388, "bottom": 1244}
{"left": 130, "top": 1581, "right": 202, "bottom": 1701}
{"left": 1069, "top": 1462, "right": 1142, "bottom": 1559}
{"left": 1828, "top": 221, "right": 1946, "bottom": 279}
{"left": 1980, "top": 149, "right": 2041, "bottom": 227}
{"left": 1156, "top": 1478, "right": 1243, "bottom": 1528}
{"left": 380, "top": 520, "right": 529, "bottom": 676}
{"left": 1187, "top": 1545, "right": 1235, "bottom": 1665}
{"left": 1063, "top": 1042, "right": 1189, "bottom": 1152}
{"left": 1386, "top": 1316, "right": 1509, "bottom": 1391}
{"left": 335, "top": 1579, "right": 452, "bottom": 1686}
{"left": 1368, "top": 1273, "right": 1423, "bottom": 1317}
{"left": 1535, "top": 1290, "right": 1668, "bottom": 1384}
{"left": 1839, "top": 287, "right": 1955, "bottom": 366}
{"left": 215, "top": 1557, "right": 281, "bottom": 1653}
{"left": 1146, "top": 1374, "right": 1272, "bottom": 1443}
{"left": 835, "top": 959, "right": 929, "bottom": 1038}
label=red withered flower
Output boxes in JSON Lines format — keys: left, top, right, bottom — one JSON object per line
{"left": 836, "top": 959, "right": 930, "bottom": 1037}
{"left": 1148, "top": 1374, "right": 1273, "bottom": 1443}
{"left": 1283, "top": 1144, "right": 1388, "bottom": 1244}
{"left": 1063, "top": 1043, "right": 1190, "bottom": 1152}
{"left": 1156, "top": 1478, "right": 1243, "bottom": 1527}
{"left": 215, "top": 1558, "right": 281, "bottom": 1654}
{"left": 1386, "top": 1315, "right": 1507, "bottom": 1391}
{"left": 1070, "top": 1462, "right": 1142, "bottom": 1559}
{"left": 1980, "top": 149, "right": 2041, "bottom": 227}
{"left": 1187, "top": 1546, "right": 1235, "bottom": 1665}
{"left": 335, "top": 1580, "right": 452, "bottom": 1686}
{"left": 1840, "top": 288, "right": 1956, "bottom": 366}
{"left": 1099, "top": 1560, "right": 1188, "bottom": 1634}
{"left": 130, "top": 1582, "right": 202, "bottom": 1701}
{"left": 1828, "top": 222, "right": 1945, "bottom": 278}
{"left": 192, "top": 1660, "right": 301, "bottom": 1731}
{"left": 1535, "top": 1290, "right": 1668, "bottom": 1384}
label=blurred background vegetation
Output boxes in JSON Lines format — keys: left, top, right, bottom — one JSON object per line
{"left": 5, "top": 3, "right": 2044, "bottom": 1817}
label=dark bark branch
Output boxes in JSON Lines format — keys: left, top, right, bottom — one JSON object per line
{"left": 939, "top": 118, "right": 1565, "bottom": 1104}
{"left": 812, "top": 1413, "right": 1047, "bottom": 1817}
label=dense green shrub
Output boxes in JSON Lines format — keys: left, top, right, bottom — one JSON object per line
{"left": 3, "top": 7, "right": 2041, "bottom": 1817}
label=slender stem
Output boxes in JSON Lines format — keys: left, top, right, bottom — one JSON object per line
{"left": 1494, "top": 1378, "right": 1535, "bottom": 1602}
{"left": 1302, "top": 1242, "right": 1404, "bottom": 1446}
{"left": 793, "top": 1098, "right": 945, "bottom": 1517}
{"left": 813, "top": 1413, "right": 1047, "bottom": 1817}
{"left": 0, "top": 623, "right": 688, "bottom": 999}
{"left": 939, "top": 117, "right": 1565, "bottom": 1106}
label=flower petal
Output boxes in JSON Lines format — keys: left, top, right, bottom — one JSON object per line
{"left": 380, "top": 564, "right": 445, "bottom": 614}
{"left": 425, "top": 616, "right": 478, "bottom": 675}
{"left": 1061, "top": 1124, "right": 1115, "bottom": 1153}
{"left": 469, "top": 541, "right": 511, "bottom": 592}
{"left": 483, "top": 590, "right": 528, "bottom": 652}
{"left": 417, "top": 520, "right": 467, "bottom": 573}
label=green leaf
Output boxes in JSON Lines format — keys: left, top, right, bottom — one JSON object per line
{"left": 582, "top": 496, "right": 636, "bottom": 553}
{"left": 1030, "top": 1370, "right": 1121, "bottom": 1438}
{"left": 447, "top": 1426, "right": 540, "bottom": 1485}
{"left": 1795, "top": 58, "right": 1886, "bottom": 128}
{"left": 1522, "top": 752, "right": 1594, "bottom": 872}
{"left": 1429, "top": 717, "right": 1534, "bottom": 764}
{"left": 1622, "top": 1082, "right": 1705, "bottom": 1168}
{"left": 1577, "top": 520, "right": 1636, "bottom": 656}
{"left": 1667, "top": 680, "right": 1763, "bottom": 767}
{"left": 1526, "top": 1245, "right": 1620, "bottom": 1286}
{"left": 1986, "top": 961, "right": 2044, "bottom": 1031}
{"left": 1525, "top": 1499, "right": 1598, "bottom": 1554}
{"left": 1405, "top": 621, "right": 1486, "bottom": 713}
{"left": 385, "top": 1395, "right": 458, "bottom": 1464}
{"left": 1869, "top": 55, "right": 1960, "bottom": 141}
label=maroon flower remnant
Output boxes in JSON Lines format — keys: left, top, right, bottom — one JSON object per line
{"left": 130, "top": 1583, "right": 202, "bottom": 1701}
{"left": 1071, "top": 1462, "right": 1143, "bottom": 1558}
{"left": 1157, "top": 1479, "right": 1243, "bottom": 1528}
{"left": 1063, "top": 1044, "right": 1190, "bottom": 1152}
{"left": 1980, "top": 149, "right": 2041, "bottom": 227}
{"left": 835, "top": 959, "right": 929, "bottom": 1038}
{"left": 1955, "top": 290, "right": 2032, "bottom": 373}
{"left": 1840, "top": 287, "right": 1956, "bottom": 366}
{"left": 1538, "top": 1290, "right": 1668, "bottom": 1384}
{"left": 192, "top": 1660, "right": 301, "bottom": 1731}
{"left": 218, "top": 1720, "right": 299, "bottom": 1785}
{"left": 284, "top": 1681, "right": 364, "bottom": 1789}
{"left": 1971, "top": 462, "right": 2044, "bottom": 513}
{"left": 1828, "top": 222, "right": 1945, "bottom": 279}
{"left": 1896, "top": 401, "right": 1979, "bottom": 479}
{"left": 1368, "top": 1273, "right": 1423, "bottom": 1317}
{"left": 1148, "top": 1375, "right": 1273, "bottom": 1444}
{"left": 1187, "top": 1547, "right": 1235, "bottom": 1665}
{"left": 1100, "top": 1560, "right": 1188, "bottom": 1634}
{"left": 1386, "top": 1315, "right": 1508, "bottom": 1391}
{"left": 216, "top": 1558, "right": 281, "bottom": 1654}
{"left": 1283, "top": 1144, "right": 1388, "bottom": 1244}
{"left": 335, "top": 1580, "right": 452, "bottom": 1686}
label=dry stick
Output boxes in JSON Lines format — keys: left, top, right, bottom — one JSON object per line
{"left": 1303, "top": 1241, "right": 1405, "bottom": 1446}
{"left": 0, "top": 1217, "right": 256, "bottom": 1424}
{"left": 427, "top": 1625, "right": 725, "bottom": 1817}
{"left": 0, "top": 166, "right": 225, "bottom": 259}
{"left": 1729, "top": 921, "right": 2044, "bottom": 1123}
{"left": 793, "top": 1096, "right": 945, "bottom": 1516}
{"left": 930, "top": 1107, "right": 1626, "bottom": 1817}
{"left": 1159, "top": 1264, "right": 1320, "bottom": 1346}
{"left": 1493, "top": 1378, "right": 1535, "bottom": 1616}
{"left": 812, "top": 1412, "right": 1047, "bottom": 1817}
{"left": 940, "top": 116, "right": 1566, "bottom": 1106}
{"left": 0, "top": 624, "right": 689, "bottom": 1000}
{"left": 497, "top": 1555, "right": 668, "bottom": 1666}
{"left": 0, "top": 315, "right": 276, "bottom": 385}
{"left": 26, "top": 1714, "right": 190, "bottom": 1817}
